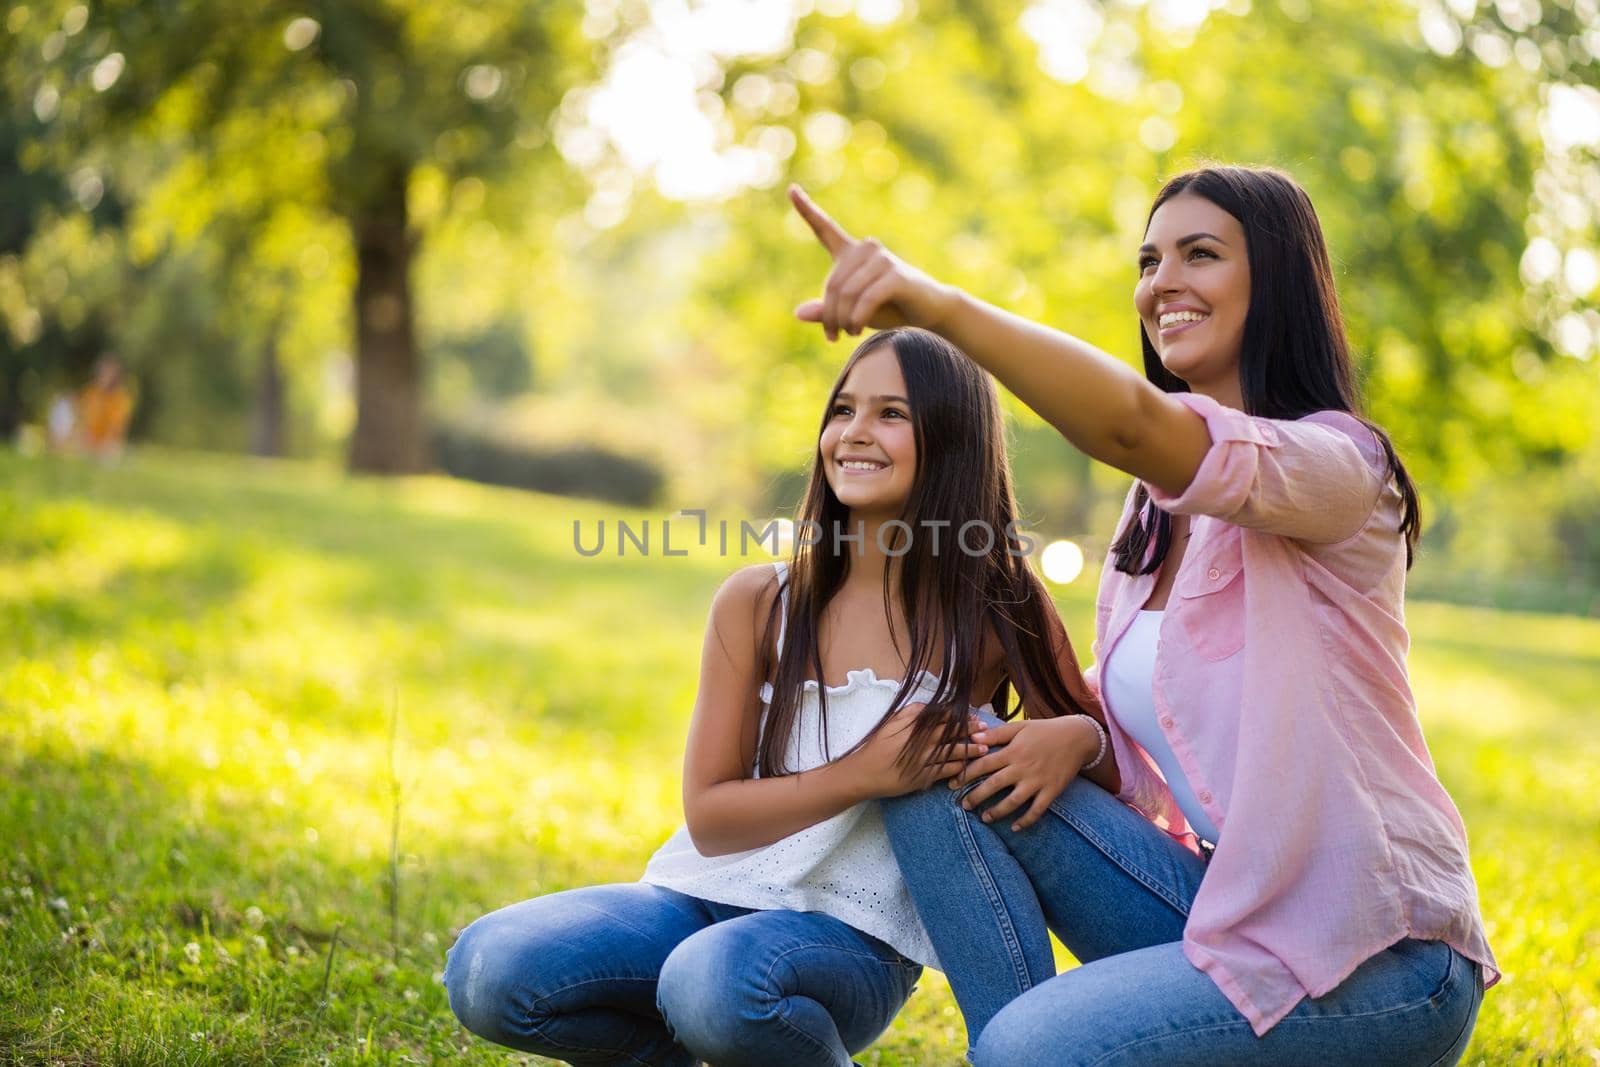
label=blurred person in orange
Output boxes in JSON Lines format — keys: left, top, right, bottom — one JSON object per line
{"left": 77, "top": 355, "right": 134, "bottom": 462}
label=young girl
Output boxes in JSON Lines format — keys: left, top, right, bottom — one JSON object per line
{"left": 791, "top": 165, "right": 1500, "bottom": 1066}
{"left": 443, "top": 326, "right": 1111, "bottom": 1066}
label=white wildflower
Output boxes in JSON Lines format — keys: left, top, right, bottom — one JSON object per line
{"left": 184, "top": 941, "right": 202, "bottom": 965}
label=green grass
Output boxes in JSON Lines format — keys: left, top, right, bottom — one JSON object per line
{"left": 1, "top": 447, "right": 1595, "bottom": 1065}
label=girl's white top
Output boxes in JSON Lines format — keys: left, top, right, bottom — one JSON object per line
{"left": 1100, "top": 609, "right": 1222, "bottom": 845}
{"left": 640, "top": 561, "right": 971, "bottom": 967}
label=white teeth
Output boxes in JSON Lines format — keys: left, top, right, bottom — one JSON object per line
{"left": 1159, "top": 311, "right": 1209, "bottom": 328}
{"left": 840, "top": 460, "right": 885, "bottom": 471}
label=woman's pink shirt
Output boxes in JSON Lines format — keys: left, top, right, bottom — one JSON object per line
{"left": 1086, "top": 391, "right": 1500, "bottom": 1037}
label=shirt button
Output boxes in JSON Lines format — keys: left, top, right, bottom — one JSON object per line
{"left": 1207, "top": 567, "right": 1222, "bottom": 581}
{"left": 1160, "top": 715, "right": 1174, "bottom": 728}
{"left": 1199, "top": 790, "right": 1213, "bottom": 804}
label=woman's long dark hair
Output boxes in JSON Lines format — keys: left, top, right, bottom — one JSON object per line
{"left": 1111, "top": 164, "right": 1422, "bottom": 575}
{"left": 756, "top": 327, "right": 1098, "bottom": 779}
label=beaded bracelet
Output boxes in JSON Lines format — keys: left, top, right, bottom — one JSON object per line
{"left": 1078, "top": 714, "right": 1109, "bottom": 771}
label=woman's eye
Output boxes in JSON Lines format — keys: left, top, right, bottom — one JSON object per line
{"left": 831, "top": 405, "right": 851, "bottom": 417}
{"left": 883, "top": 409, "right": 906, "bottom": 419}
{"left": 1189, "top": 247, "right": 1216, "bottom": 260}
{"left": 1139, "top": 257, "right": 1158, "bottom": 272}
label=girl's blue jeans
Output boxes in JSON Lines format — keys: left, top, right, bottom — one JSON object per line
{"left": 443, "top": 882, "right": 922, "bottom": 1066}
{"left": 877, "top": 711, "right": 1485, "bottom": 1067}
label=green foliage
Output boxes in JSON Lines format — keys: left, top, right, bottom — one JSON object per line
{"left": 1, "top": 0, "right": 1595, "bottom": 583}
{"left": 1, "top": 447, "right": 1598, "bottom": 1063}
{"left": 666, "top": 0, "right": 1599, "bottom": 595}
{"left": 430, "top": 418, "right": 663, "bottom": 507}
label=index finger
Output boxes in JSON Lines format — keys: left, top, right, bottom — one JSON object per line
{"left": 788, "top": 183, "right": 855, "bottom": 258}
{"left": 971, "top": 721, "right": 1024, "bottom": 744}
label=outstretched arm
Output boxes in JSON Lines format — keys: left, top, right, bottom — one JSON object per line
{"left": 788, "top": 185, "right": 1213, "bottom": 498}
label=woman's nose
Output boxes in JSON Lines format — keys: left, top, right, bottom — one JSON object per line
{"left": 1150, "top": 257, "right": 1184, "bottom": 293}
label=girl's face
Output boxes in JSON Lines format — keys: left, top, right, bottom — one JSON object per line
{"left": 1134, "top": 192, "right": 1252, "bottom": 400}
{"left": 819, "top": 346, "right": 918, "bottom": 517}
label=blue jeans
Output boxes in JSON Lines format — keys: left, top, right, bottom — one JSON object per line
{"left": 877, "top": 714, "right": 1484, "bottom": 1066}
{"left": 443, "top": 882, "right": 922, "bottom": 1066}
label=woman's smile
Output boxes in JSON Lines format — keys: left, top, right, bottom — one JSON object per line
{"left": 1157, "top": 304, "right": 1211, "bottom": 338}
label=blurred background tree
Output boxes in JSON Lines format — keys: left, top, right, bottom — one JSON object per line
{"left": 2, "top": 0, "right": 1596, "bottom": 607}
{"left": 4, "top": 0, "right": 590, "bottom": 470}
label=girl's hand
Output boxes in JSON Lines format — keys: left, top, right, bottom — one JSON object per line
{"left": 947, "top": 716, "right": 1101, "bottom": 831}
{"left": 789, "top": 184, "right": 960, "bottom": 342}
{"left": 850, "top": 703, "right": 989, "bottom": 799}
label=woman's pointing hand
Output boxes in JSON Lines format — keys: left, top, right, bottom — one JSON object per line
{"left": 789, "top": 184, "right": 959, "bottom": 342}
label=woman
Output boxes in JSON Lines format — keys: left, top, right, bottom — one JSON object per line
{"left": 444, "top": 327, "right": 1108, "bottom": 1066}
{"left": 790, "top": 164, "right": 1499, "bottom": 1066}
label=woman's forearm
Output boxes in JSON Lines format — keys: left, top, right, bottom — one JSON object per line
{"left": 684, "top": 758, "right": 870, "bottom": 857}
{"left": 1076, "top": 713, "right": 1122, "bottom": 796}
{"left": 931, "top": 289, "right": 1208, "bottom": 497}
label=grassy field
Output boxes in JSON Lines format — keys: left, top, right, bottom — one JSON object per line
{"left": 1, "top": 447, "right": 1596, "bottom": 1065}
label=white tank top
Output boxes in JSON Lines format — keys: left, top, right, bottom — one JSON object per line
{"left": 1100, "top": 609, "right": 1222, "bottom": 845}
{"left": 641, "top": 561, "right": 982, "bottom": 966}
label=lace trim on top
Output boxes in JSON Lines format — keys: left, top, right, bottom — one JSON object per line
{"left": 758, "top": 666, "right": 944, "bottom": 706}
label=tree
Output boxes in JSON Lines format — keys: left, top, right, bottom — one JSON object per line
{"left": 13, "top": 0, "right": 589, "bottom": 472}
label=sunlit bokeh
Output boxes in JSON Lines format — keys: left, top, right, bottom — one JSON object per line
{"left": 1041, "top": 539, "right": 1086, "bottom": 585}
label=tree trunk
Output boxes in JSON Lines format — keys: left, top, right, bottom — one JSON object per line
{"left": 347, "top": 164, "right": 427, "bottom": 474}
{"left": 250, "top": 328, "right": 284, "bottom": 457}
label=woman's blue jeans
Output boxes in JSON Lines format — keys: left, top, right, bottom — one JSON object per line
{"left": 877, "top": 714, "right": 1485, "bottom": 1067}
{"left": 443, "top": 883, "right": 922, "bottom": 1066}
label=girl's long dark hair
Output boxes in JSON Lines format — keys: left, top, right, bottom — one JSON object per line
{"left": 1111, "top": 164, "right": 1422, "bottom": 575}
{"left": 757, "top": 328, "right": 1098, "bottom": 779}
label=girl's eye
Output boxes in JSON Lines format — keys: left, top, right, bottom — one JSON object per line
{"left": 883, "top": 409, "right": 906, "bottom": 419}
{"left": 831, "top": 404, "right": 852, "bottom": 417}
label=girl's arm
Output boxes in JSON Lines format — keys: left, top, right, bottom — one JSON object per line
{"left": 682, "top": 565, "right": 986, "bottom": 857}
{"left": 789, "top": 185, "right": 1214, "bottom": 498}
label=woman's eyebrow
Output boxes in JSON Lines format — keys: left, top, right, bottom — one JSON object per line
{"left": 835, "top": 392, "right": 910, "bottom": 403}
{"left": 1138, "top": 232, "right": 1227, "bottom": 254}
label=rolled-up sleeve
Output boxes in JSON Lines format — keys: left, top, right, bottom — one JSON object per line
{"left": 1147, "top": 393, "right": 1386, "bottom": 544}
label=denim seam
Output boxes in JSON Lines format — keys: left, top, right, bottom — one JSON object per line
{"left": 1080, "top": 956, "right": 1465, "bottom": 1067}
{"left": 759, "top": 937, "right": 915, "bottom": 1060}
{"left": 525, "top": 975, "right": 662, "bottom": 1064}
{"left": 759, "top": 943, "right": 870, "bottom": 1064}
{"left": 1425, "top": 965, "right": 1481, "bottom": 1067}
{"left": 950, "top": 786, "right": 1037, "bottom": 997}
{"left": 1038, "top": 792, "right": 1195, "bottom": 918}
{"left": 768, "top": 1003, "right": 847, "bottom": 1065}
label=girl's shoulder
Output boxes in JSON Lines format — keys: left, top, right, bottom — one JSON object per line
{"left": 717, "top": 560, "right": 785, "bottom": 605}
{"left": 707, "top": 562, "right": 786, "bottom": 649}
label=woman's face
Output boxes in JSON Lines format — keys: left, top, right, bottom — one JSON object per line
{"left": 1135, "top": 192, "right": 1252, "bottom": 400}
{"left": 819, "top": 346, "right": 918, "bottom": 517}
